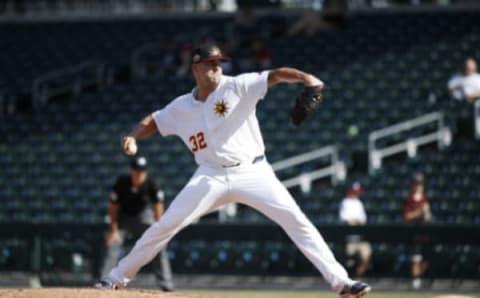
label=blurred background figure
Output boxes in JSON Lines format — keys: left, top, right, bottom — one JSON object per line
{"left": 100, "top": 156, "right": 174, "bottom": 292}
{"left": 238, "top": 38, "right": 272, "bottom": 72}
{"left": 447, "top": 57, "right": 480, "bottom": 102}
{"left": 339, "top": 182, "right": 371, "bottom": 278}
{"left": 403, "top": 173, "right": 432, "bottom": 224}
{"left": 287, "top": 10, "right": 334, "bottom": 36}
{"left": 403, "top": 173, "right": 432, "bottom": 290}
{"left": 287, "top": 0, "right": 347, "bottom": 36}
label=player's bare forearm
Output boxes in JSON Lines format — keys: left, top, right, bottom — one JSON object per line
{"left": 121, "top": 114, "right": 158, "bottom": 155}
{"left": 108, "top": 203, "right": 119, "bottom": 232}
{"left": 465, "top": 90, "right": 480, "bottom": 102}
{"left": 268, "top": 67, "right": 323, "bottom": 87}
{"left": 404, "top": 208, "right": 423, "bottom": 221}
{"left": 127, "top": 114, "right": 158, "bottom": 140}
{"left": 346, "top": 219, "right": 362, "bottom": 226}
{"left": 106, "top": 203, "right": 122, "bottom": 245}
{"left": 153, "top": 202, "right": 164, "bottom": 221}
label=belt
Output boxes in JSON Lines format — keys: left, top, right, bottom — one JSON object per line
{"left": 222, "top": 155, "right": 265, "bottom": 168}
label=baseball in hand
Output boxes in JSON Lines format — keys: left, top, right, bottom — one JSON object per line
{"left": 124, "top": 138, "right": 137, "bottom": 155}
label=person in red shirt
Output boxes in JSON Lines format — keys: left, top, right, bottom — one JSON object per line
{"left": 403, "top": 173, "right": 432, "bottom": 289}
{"left": 403, "top": 173, "right": 432, "bottom": 223}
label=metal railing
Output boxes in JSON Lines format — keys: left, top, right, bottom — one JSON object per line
{"left": 368, "top": 112, "right": 452, "bottom": 173}
{"left": 32, "top": 61, "right": 107, "bottom": 110}
{"left": 474, "top": 100, "right": 480, "bottom": 139}
{"left": 271, "top": 146, "right": 346, "bottom": 194}
{"left": 0, "top": 0, "right": 238, "bottom": 17}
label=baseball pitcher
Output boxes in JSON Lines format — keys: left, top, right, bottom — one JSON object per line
{"left": 95, "top": 43, "right": 370, "bottom": 297}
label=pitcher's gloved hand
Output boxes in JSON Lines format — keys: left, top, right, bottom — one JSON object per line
{"left": 290, "top": 85, "right": 323, "bottom": 126}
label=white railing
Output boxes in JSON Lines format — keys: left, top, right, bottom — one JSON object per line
{"left": 474, "top": 100, "right": 480, "bottom": 139}
{"left": 271, "top": 146, "right": 346, "bottom": 194}
{"left": 32, "top": 61, "right": 107, "bottom": 110}
{"left": 368, "top": 112, "right": 452, "bottom": 173}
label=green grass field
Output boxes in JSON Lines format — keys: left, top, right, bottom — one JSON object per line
{"left": 183, "top": 290, "right": 480, "bottom": 298}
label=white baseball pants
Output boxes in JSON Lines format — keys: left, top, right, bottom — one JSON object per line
{"left": 109, "top": 160, "right": 352, "bottom": 292}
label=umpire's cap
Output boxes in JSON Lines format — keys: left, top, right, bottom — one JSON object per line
{"left": 191, "top": 43, "right": 230, "bottom": 64}
{"left": 131, "top": 156, "right": 148, "bottom": 171}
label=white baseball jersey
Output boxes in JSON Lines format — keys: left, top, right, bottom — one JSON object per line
{"left": 448, "top": 73, "right": 480, "bottom": 100}
{"left": 152, "top": 71, "right": 268, "bottom": 167}
{"left": 107, "top": 71, "right": 354, "bottom": 293}
{"left": 339, "top": 197, "right": 367, "bottom": 224}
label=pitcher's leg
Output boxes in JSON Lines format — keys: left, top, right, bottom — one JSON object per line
{"left": 109, "top": 173, "right": 228, "bottom": 286}
{"left": 233, "top": 165, "right": 352, "bottom": 292}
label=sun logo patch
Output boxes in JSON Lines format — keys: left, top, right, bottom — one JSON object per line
{"left": 214, "top": 99, "right": 229, "bottom": 117}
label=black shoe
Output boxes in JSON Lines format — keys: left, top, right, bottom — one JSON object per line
{"left": 161, "top": 286, "right": 174, "bottom": 292}
{"left": 339, "top": 281, "right": 371, "bottom": 297}
{"left": 93, "top": 278, "right": 118, "bottom": 290}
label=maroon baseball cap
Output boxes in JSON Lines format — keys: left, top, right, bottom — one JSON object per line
{"left": 191, "top": 43, "right": 230, "bottom": 64}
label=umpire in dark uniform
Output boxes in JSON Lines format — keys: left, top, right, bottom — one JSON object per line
{"left": 100, "top": 156, "right": 174, "bottom": 291}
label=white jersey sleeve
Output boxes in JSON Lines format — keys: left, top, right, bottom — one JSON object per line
{"left": 152, "top": 103, "right": 177, "bottom": 137}
{"left": 235, "top": 71, "right": 269, "bottom": 102}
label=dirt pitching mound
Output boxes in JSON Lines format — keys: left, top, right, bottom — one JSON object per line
{"left": 0, "top": 288, "right": 204, "bottom": 298}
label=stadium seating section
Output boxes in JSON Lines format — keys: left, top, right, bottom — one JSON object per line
{"left": 1, "top": 11, "right": 480, "bottom": 277}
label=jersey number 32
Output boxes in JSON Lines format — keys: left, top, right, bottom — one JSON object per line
{"left": 189, "top": 132, "right": 207, "bottom": 152}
